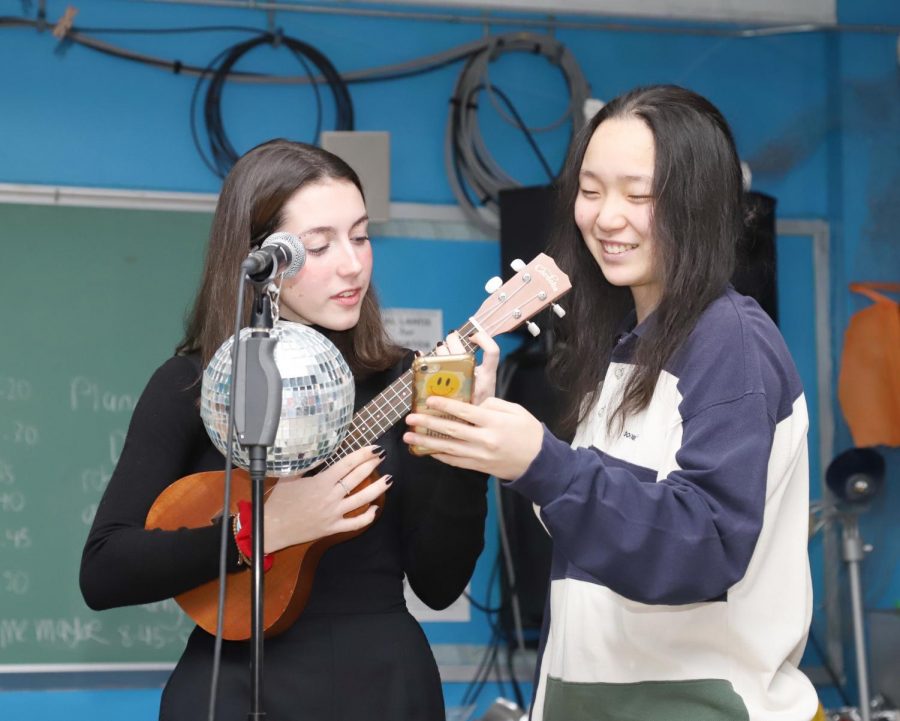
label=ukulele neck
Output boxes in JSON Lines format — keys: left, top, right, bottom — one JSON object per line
{"left": 322, "top": 320, "right": 478, "bottom": 466}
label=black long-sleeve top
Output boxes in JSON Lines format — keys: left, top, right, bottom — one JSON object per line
{"left": 80, "top": 351, "right": 488, "bottom": 721}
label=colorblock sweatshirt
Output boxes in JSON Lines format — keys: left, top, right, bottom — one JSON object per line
{"left": 508, "top": 288, "right": 818, "bottom": 721}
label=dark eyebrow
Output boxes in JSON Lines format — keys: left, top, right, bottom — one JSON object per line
{"left": 298, "top": 215, "right": 369, "bottom": 237}
{"left": 297, "top": 225, "right": 331, "bottom": 238}
{"left": 580, "top": 170, "right": 651, "bottom": 183}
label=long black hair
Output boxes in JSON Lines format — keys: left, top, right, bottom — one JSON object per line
{"left": 547, "top": 85, "right": 743, "bottom": 436}
{"left": 176, "top": 138, "right": 403, "bottom": 377}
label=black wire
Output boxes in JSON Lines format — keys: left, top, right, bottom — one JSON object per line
{"left": 454, "top": 82, "right": 556, "bottom": 190}
{"left": 190, "top": 42, "right": 246, "bottom": 177}
{"left": 192, "top": 31, "right": 353, "bottom": 178}
{"left": 3, "top": 18, "right": 352, "bottom": 178}
{"left": 479, "top": 552, "right": 506, "bottom": 616}
{"left": 207, "top": 268, "right": 250, "bottom": 721}
{"left": 506, "top": 643, "right": 525, "bottom": 708}
{"left": 464, "top": 556, "right": 505, "bottom": 615}
{"left": 806, "top": 625, "right": 852, "bottom": 706}
{"left": 461, "top": 628, "right": 501, "bottom": 708}
{"left": 450, "top": 97, "right": 496, "bottom": 210}
{"left": 494, "top": 642, "right": 508, "bottom": 700}
{"left": 460, "top": 640, "right": 491, "bottom": 706}
{"left": 284, "top": 45, "right": 324, "bottom": 148}
{"left": 0, "top": 16, "right": 32, "bottom": 28}
{"left": 459, "top": 554, "right": 502, "bottom": 708}
{"left": 448, "top": 79, "right": 557, "bottom": 223}
{"left": 464, "top": 590, "right": 505, "bottom": 615}
{"left": 483, "top": 84, "right": 556, "bottom": 182}
{"left": 459, "top": 548, "right": 533, "bottom": 713}
{"left": 2, "top": 15, "right": 482, "bottom": 85}
{"left": 492, "top": 523, "right": 529, "bottom": 710}
{"left": 72, "top": 24, "right": 264, "bottom": 35}
{"left": 464, "top": 631, "right": 502, "bottom": 708}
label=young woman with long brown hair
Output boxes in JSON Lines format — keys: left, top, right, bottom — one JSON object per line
{"left": 81, "top": 139, "right": 499, "bottom": 720}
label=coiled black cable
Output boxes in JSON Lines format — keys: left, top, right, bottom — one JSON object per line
{"left": 191, "top": 31, "right": 354, "bottom": 178}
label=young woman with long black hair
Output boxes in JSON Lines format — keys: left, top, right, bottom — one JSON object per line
{"left": 404, "top": 86, "right": 817, "bottom": 721}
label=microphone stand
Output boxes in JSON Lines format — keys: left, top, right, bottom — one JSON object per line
{"left": 233, "top": 282, "right": 281, "bottom": 720}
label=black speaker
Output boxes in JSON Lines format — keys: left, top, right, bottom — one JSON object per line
{"left": 497, "top": 185, "right": 559, "bottom": 640}
{"left": 498, "top": 184, "right": 556, "bottom": 280}
{"left": 734, "top": 191, "right": 778, "bottom": 325}
{"left": 497, "top": 342, "right": 563, "bottom": 641}
{"left": 826, "top": 447, "right": 885, "bottom": 506}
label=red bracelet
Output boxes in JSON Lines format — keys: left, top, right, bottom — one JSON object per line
{"left": 233, "top": 500, "right": 274, "bottom": 572}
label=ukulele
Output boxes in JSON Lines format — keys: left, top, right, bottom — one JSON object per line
{"left": 145, "top": 254, "right": 571, "bottom": 640}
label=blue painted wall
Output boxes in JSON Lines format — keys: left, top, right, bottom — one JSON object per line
{"left": 1, "top": 0, "right": 898, "bottom": 717}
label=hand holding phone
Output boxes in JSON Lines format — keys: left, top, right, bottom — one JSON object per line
{"left": 409, "top": 353, "right": 475, "bottom": 456}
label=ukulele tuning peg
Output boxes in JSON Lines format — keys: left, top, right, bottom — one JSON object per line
{"left": 526, "top": 321, "right": 541, "bottom": 337}
{"left": 484, "top": 276, "right": 503, "bottom": 294}
{"left": 510, "top": 259, "right": 526, "bottom": 272}
{"left": 551, "top": 303, "right": 566, "bottom": 318}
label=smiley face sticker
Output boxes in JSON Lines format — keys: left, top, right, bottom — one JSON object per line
{"left": 425, "top": 370, "right": 463, "bottom": 397}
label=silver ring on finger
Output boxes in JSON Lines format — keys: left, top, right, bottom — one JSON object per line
{"left": 337, "top": 479, "right": 349, "bottom": 496}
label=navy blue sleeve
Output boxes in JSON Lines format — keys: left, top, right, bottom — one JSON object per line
{"left": 506, "top": 392, "right": 771, "bottom": 605}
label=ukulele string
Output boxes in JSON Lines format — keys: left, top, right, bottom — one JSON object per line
{"left": 472, "top": 292, "right": 546, "bottom": 338}
{"left": 316, "top": 289, "right": 548, "bottom": 470}
{"left": 475, "top": 276, "right": 532, "bottom": 326}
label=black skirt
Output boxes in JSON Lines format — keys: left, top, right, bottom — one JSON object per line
{"left": 160, "top": 610, "right": 445, "bottom": 721}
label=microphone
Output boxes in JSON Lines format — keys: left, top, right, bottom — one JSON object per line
{"left": 242, "top": 232, "right": 306, "bottom": 283}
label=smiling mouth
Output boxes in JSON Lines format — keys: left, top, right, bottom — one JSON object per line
{"left": 601, "top": 241, "right": 638, "bottom": 255}
{"left": 333, "top": 288, "right": 359, "bottom": 297}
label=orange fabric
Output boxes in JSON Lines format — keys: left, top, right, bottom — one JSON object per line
{"left": 837, "top": 282, "right": 900, "bottom": 447}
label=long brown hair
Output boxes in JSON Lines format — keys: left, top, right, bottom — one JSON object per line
{"left": 547, "top": 85, "right": 743, "bottom": 437}
{"left": 176, "top": 139, "right": 404, "bottom": 377}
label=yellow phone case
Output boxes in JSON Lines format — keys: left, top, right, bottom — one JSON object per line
{"left": 409, "top": 353, "right": 475, "bottom": 456}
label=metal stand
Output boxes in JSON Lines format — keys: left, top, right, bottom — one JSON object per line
{"left": 840, "top": 513, "right": 872, "bottom": 721}
{"left": 823, "top": 448, "right": 886, "bottom": 721}
{"left": 233, "top": 289, "right": 282, "bottom": 720}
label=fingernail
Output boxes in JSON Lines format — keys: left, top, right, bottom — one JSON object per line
{"left": 436, "top": 341, "right": 444, "bottom": 347}
{"left": 371, "top": 445, "right": 385, "bottom": 457}
{"left": 383, "top": 475, "right": 393, "bottom": 486}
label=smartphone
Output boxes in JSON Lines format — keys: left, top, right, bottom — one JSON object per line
{"left": 409, "top": 353, "right": 475, "bottom": 456}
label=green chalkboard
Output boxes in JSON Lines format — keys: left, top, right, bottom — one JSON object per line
{"left": 0, "top": 201, "right": 213, "bottom": 667}
{"left": 0, "top": 198, "right": 508, "bottom": 674}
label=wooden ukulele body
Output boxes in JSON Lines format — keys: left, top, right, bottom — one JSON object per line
{"left": 145, "top": 467, "right": 381, "bottom": 640}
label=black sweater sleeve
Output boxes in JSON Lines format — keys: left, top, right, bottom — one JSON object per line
{"left": 399, "top": 455, "right": 488, "bottom": 610}
{"left": 80, "top": 355, "right": 240, "bottom": 610}
{"left": 389, "top": 354, "right": 489, "bottom": 610}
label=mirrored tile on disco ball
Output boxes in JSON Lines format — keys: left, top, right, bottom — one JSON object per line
{"left": 200, "top": 321, "right": 355, "bottom": 476}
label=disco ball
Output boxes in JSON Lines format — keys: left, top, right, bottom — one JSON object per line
{"left": 200, "top": 320, "right": 355, "bottom": 476}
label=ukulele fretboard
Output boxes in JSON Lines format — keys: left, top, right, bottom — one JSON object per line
{"left": 322, "top": 320, "right": 478, "bottom": 466}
